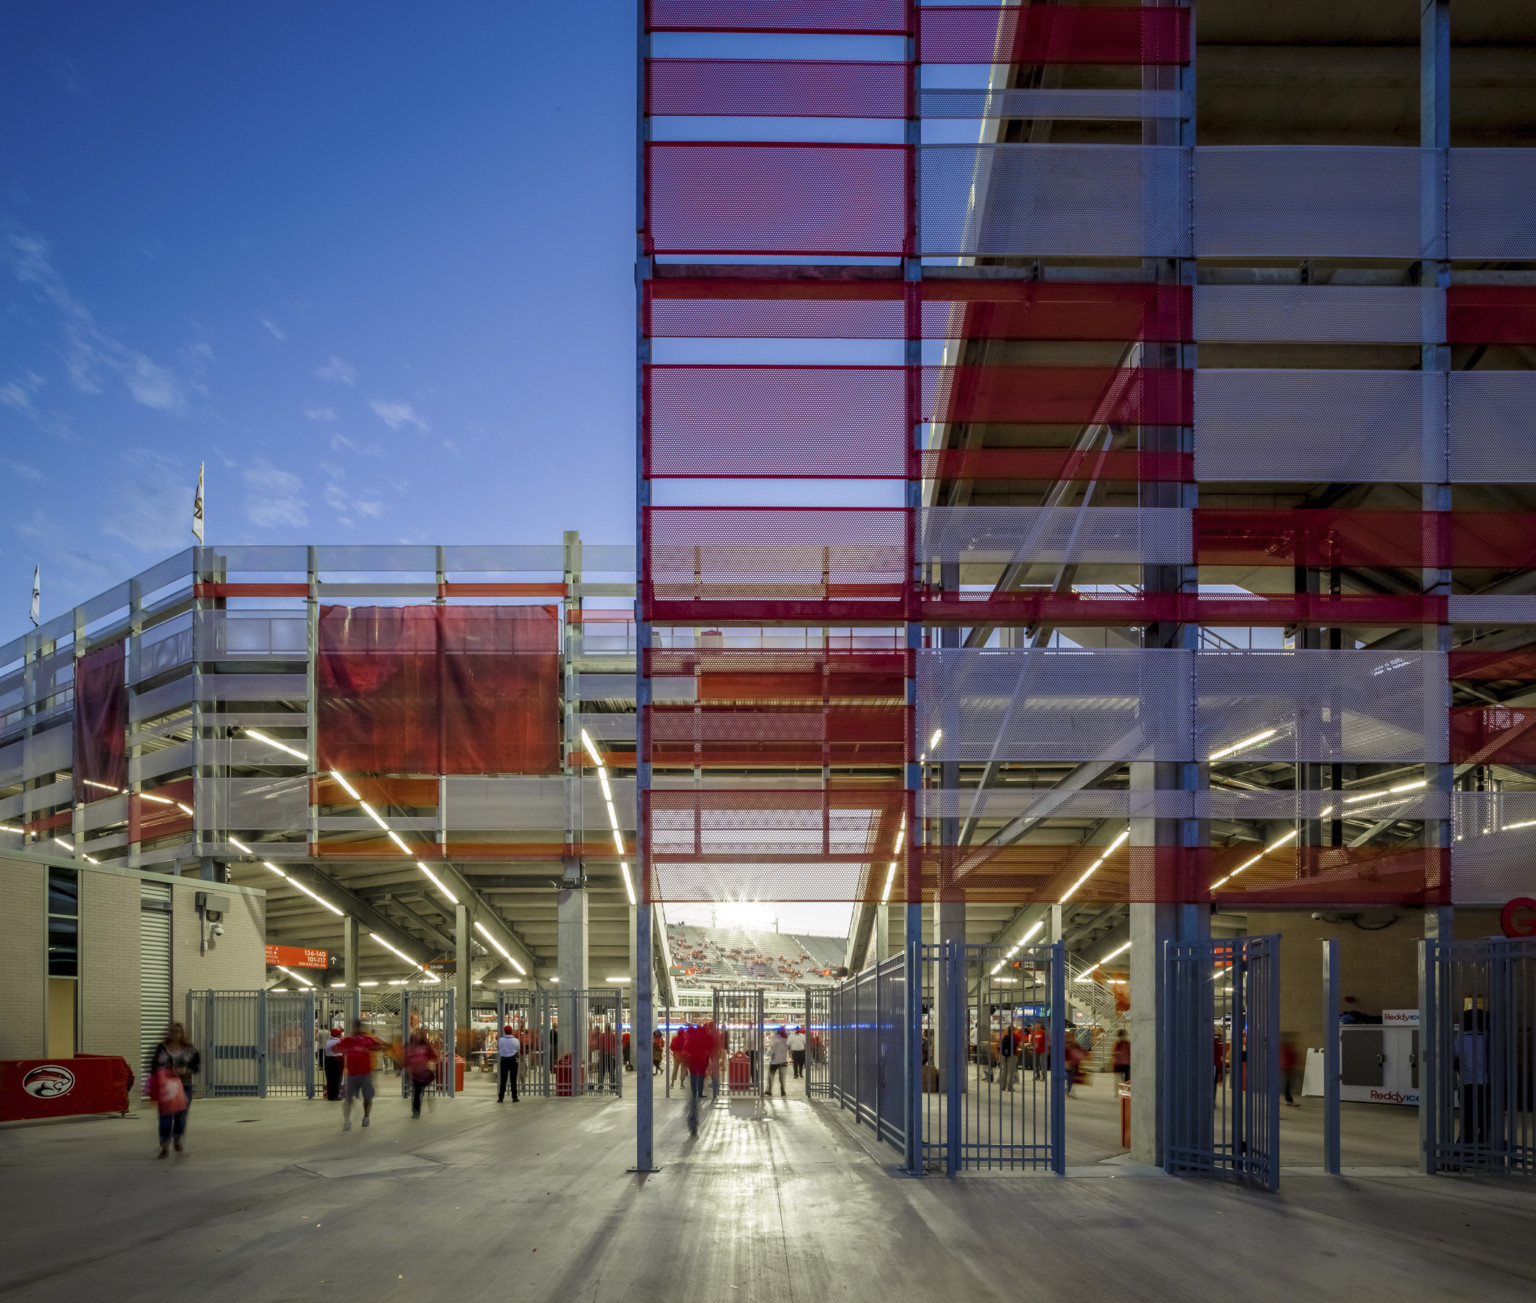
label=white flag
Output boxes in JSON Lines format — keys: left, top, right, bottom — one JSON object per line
{"left": 191, "top": 462, "right": 205, "bottom": 543}
{"left": 29, "top": 566, "right": 39, "bottom": 628}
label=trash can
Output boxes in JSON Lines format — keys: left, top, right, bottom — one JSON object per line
{"left": 729, "top": 1051, "right": 750, "bottom": 1092}
{"left": 454, "top": 1055, "right": 466, "bottom": 1093}
{"left": 556, "top": 1052, "right": 583, "bottom": 1097}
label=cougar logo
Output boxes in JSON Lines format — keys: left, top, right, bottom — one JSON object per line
{"left": 21, "top": 1065, "right": 75, "bottom": 1098}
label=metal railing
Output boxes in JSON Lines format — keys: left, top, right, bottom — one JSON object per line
{"left": 186, "top": 989, "right": 316, "bottom": 1099}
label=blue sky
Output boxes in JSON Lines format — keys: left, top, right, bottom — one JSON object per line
{"left": 1, "top": 2, "right": 638, "bottom": 619}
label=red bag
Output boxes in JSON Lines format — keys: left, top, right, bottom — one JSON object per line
{"left": 155, "top": 1069, "right": 186, "bottom": 1114}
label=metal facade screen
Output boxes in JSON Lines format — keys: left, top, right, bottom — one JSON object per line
{"left": 637, "top": 0, "right": 1535, "bottom": 910}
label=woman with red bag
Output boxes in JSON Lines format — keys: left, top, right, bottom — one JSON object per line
{"left": 147, "top": 1023, "right": 200, "bottom": 1159}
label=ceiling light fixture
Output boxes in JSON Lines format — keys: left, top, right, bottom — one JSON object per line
{"left": 244, "top": 728, "right": 307, "bottom": 761}
{"left": 1208, "top": 728, "right": 1278, "bottom": 762}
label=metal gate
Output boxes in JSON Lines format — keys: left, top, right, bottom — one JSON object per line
{"left": 1164, "top": 935, "right": 1280, "bottom": 1191}
{"left": 400, "top": 987, "right": 456, "bottom": 1097}
{"left": 1422, "top": 935, "right": 1536, "bottom": 1176}
{"left": 498, "top": 987, "right": 554, "bottom": 1097}
{"left": 805, "top": 988, "right": 831, "bottom": 1098}
{"left": 920, "top": 942, "right": 1064, "bottom": 1174}
{"left": 187, "top": 989, "right": 317, "bottom": 1099}
{"left": 713, "top": 987, "right": 764, "bottom": 1099}
{"left": 827, "top": 955, "right": 908, "bottom": 1154}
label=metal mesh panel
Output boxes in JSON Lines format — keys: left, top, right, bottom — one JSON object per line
{"left": 1194, "top": 286, "right": 1443, "bottom": 345}
{"left": 1452, "top": 794, "right": 1536, "bottom": 905}
{"left": 918, "top": 5, "right": 1189, "bottom": 66}
{"left": 920, "top": 144, "right": 1188, "bottom": 258}
{"left": 920, "top": 506, "right": 1192, "bottom": 569}
{"left": 1204, "top": 788, "right": 1445, "bottom": 823}
{"left": 445, "top": 776, "right": 562, "bottom": 829}
{"left": 648, "top": 58, "right": 907, "bottom": 118}
{"left": 1193, "top": 371, "right": 1434, "bottom": 483}
{"left": 1448, "top": 286, "right": 1536, "bottom": 345}
{"left": 1194, "top": 147, "right": 1426, "bottom": 259}
{"left": 1449, "top": 372, "right": 1536, "bottom": 483}
{"left": 202, "top": 546, "right": 308, "bottom": 579}
{"left": 441, "top": 545, "right": 564, "bottom": 574}
{"left": 197, "top": 777, "right": 310, "bottom": 831}
{"left": 195, "top": 611, "right": 308, "bottom": 660}
{"left": 1450, "top": 149, "right": 1536, "bottom": 261}
{"left": 918, "top": 648, "right": 1194, "bottom": 763}
{"left": 648, "top": 143, "right": 908, "bottom": 256}
{"left": 922, "top": 787, "right": 1196, "bottom": 823}
{"left": 313, "top": 545, "right": 436, "bottom": 577}
{"left": 1447, "top": 596, "right": 1536, "bottom": 625}
{"left": 647, "top": 0, "right": 908, "bottom": 33}
{"left": 579, "top": 545, "right": 638, "bottom": 573}
{"left": 919, "top": 87, "right": 1187, "bottom": 120}
{"left": 1195, "top": 651, "right": 1448, "bottom": 764}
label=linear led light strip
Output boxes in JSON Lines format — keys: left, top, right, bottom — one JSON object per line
{"left": 991, "top": 919, "right": 1045, "bottom": 975}
{"left": 371, "top": 931, "right": 440, "bottom": 982}
{"left": 1207, "top": 728, "right": 1277, "bottom": 762}
{"left": 52, "top": 835, "right": 99, "bottom": 864}
{"left": 474, "top": 920, "right": 527, "bottom": 975}
{"left": 275, "top": 965, "right": 314, "bottom": 988}
{"left": 1343, "top": 779, "right": 1426, "bottom": 805}
{"left": 1074, "top": 938, "right": 1132, "bottom": 982}
{"left": 581, "top": 728, "right": 636, "bottom": 907}
{"left": 1208, "top": 827, "right": 1300, "bottom": 893}
{"left": 1060, "top": 828, "right": 1130, "bottom": 903}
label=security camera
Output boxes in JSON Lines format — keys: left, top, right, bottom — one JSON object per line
{"left": 210, "top": 923, "right": 225, "bottom": 937}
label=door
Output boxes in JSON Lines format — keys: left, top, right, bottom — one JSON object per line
{"left": 1165, "top": 935, "right": 1281, "bottom": 1190}
{"left": 139, "top": 895, "right": 172, "bottom": 1080}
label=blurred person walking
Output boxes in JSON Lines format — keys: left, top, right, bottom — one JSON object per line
{"left": 497, "top": 1024, "right": 521, "bottom": 1103}
{"left": 766, "top": 1026, "right": 789, "bottom": 1097}
{"left": 1112, "top": 1030, "right": 1131, "bottom": 1085}
{"left": 338, "top": 1019, "right": 386, "bottom": 1131}
{"left": 682, "top": 1022, "right": 713, "bottom": 1135}
{"left": 788, "top": 1026, "right": 806, "bottom": 1079}
{"left": 404, "top": 1028, "right": 438, "bottom": 1119}
{"left": 322, "top": 1026, "right": 344, "bottom": 1101}
{"left": 652, "top": 1028, "right": 664, "bottom": 1076}
{"left": 1280, "top": 1034, "right": 1301, "bottom": 1107}
{"left": 147, "top": 1023, "right": 200, "bottom": 1159}
{"left": 998, "top": 1018, "right": 1018, "bottom": 1093}
{"left": 1031, "top": 1023, "right": 1048, "bottom": 1081}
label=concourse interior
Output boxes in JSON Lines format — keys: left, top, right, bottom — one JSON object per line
{"left": 2, "top": 1077, "right": 1532, "bottom": 1303}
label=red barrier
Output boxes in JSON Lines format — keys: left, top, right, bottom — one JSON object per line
{"left": 648, "top": 59, "right": 909, "bottom": 119}
{"left": 919, "top": 5, "right": 1191, "bottom": 66}
{"left": 0, "top": 1055, "right": 132, "bottom": 1123}
{"left": 1447, "top": 286, "right": 1536, "bottom": 344}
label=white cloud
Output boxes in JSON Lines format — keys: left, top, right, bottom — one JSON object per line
{"left": 0, "top": 457, "right": 46, "bottom": 482}
{"left": 256, "top": 314, "right": 286, "bottom": 343}
{"left": 305, "top": 403, "right": 338, "bottom": 422}
{"left": 243, "top": 461, "right": 308, "bottom": 530}
{"left": 101, "top": 449, "right": 199, "bottom": 553}
{"left": 315, "top": 355, "right": 357, "bottom": 385}
{"left": 2, "top": 233, "right": 193, "bottom": 414}
{"left": 319, "top": 464, "right": 386, "bottom": 526}
{"left": 330, "top": 431, "right": 385, "bottom": 457}
{"left": 369, "top": 399, "right": 428, "bottom": 433}
{"left": 0, "top": 370, "right": 45, "bottom": 415}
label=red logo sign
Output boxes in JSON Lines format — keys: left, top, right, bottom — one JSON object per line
{"left": 21, "top": 1065, "right": 75, "bottom": 1099}
{"left": 265, "top": 944, "right": 330, "bottom": 969}
{"left": 1501, "top": 897, "right": 1536, "bottom": 939}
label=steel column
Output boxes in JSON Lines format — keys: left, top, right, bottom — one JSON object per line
{"left": 1323, "top": 938, "right": 1341, "bottom": 1174}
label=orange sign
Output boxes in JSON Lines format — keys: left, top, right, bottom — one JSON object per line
{"left": 265, "top": 944, "right": 330, "bottom": 969}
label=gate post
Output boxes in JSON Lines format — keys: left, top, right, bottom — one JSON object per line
{"left": 1418, "top": 938, "right": 1437, "bottom": 1174}
{"left": 1050, "top": 941, "right": 1067, "bottom": 1175}
{"left": 904, "top": 911, "right": 922, "bottom": 1175}
{"left": 304, "top": 990, "right": 316, "bottom": 1100}
{"left": 1322, "top": 939, "right": 1340, "bottom": 1173}
{"left": 256, "top": 988, "right": 268, "bottom": 1099}
{"left": 945, "top": 941, "right": 963, "bottom": 1176}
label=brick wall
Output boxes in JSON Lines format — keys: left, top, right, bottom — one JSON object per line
{"left": 1246, "top": 908, "right": 1504, "bottom": 1052}
{"left": 79, "top": 871, "right": 140, "bottom": 1067}
{"left": 171, "top": 878, "right": 265, "bottom": 1017}
{"left": 0, "top": 856, "right": 47, "bottom": 1058}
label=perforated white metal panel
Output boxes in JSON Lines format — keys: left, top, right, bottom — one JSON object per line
{"left": 920, "top": 506, "right": 1191, "bottom": 569}
{"left": 1195, "top": 147, "right": 1425, "bottom": 259}
{"left": 918, "top": 648, "right": 1194, "bottom": 763}
{"left": 1448, "top": 372, "right": 1536, "bottom": 483}
{"left": 1450, "top": 149, "right": 1536, "bottom": 261}
{"left": 919, "top": 88, "right": 1188, "bottom": 121}
{"left": 197, "top": 776, "right": 310, "bottom": 831}
{"left": 1194, "top": 371, "right": 1435, "bottom": 483}
{"left": 1446, "top": 596, "right": 1536, "bottom": 626}
{"left": 922, "top": 786, "right": 1196, "bottom": 823}
{"left": 921, "top": 144, "right": 1189, "bottom": 258}
{"left": 1452, "top": 792, "right": 1536, "bottom": 904}
{"left": 1194, "top": 286, "right": 1442, "bottom": 345}
{"left": 1195, "top": 651, "right": 1448, "bottom": 764}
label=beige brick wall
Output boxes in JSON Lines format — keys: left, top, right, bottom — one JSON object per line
{"left": 0, "top": 857, "right": 47, "bottom": 1058}
{"left": 171, "top": 878, "right": 265, "bottom": 1018}
{"left": 79, "top": 871, "right": 140, "bottom": 1067}
{"left": 1247, "top": 908, "right": 1505, "bottom": 1052}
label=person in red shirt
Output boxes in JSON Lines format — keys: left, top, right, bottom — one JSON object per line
{"left": 682, "top": 1022, "right": 716, "bottom": 1136}
{"left": 1111, "top": 1030, "right": 1131, "bottom": 1084}
{"left": 337, "top": 1019, "right": 386, "bottom": 1131}
{"left": 1031, "top": 1024, "right": 1048, "bottom": 1081}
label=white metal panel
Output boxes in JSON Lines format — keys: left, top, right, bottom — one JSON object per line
{"left": 197, "top": 776, "right": 311, "bottom": 831}
{"left": 920, "top": 506, "right": 1191, "bottom": 568}
{"left": 1448, "top": 372, "right": 1536, "bottom": 483}
{"left": 1451, "top": 793, "right": 1536, "bottom": 904}
{"left": 1446, "top": 595, "right": 1536, "bottom": 626}
{"left": 1195, "top": 147, "right": 1425, "bottom": 259}
{"left": 1450, "top": 149, "right": 1536, "bottom": 261}
{"left": 1194, "top": 285, "right": 1442, "bottom": 344}
{"left": 1194, "top": 371, "right": 1435, "bottom": 482}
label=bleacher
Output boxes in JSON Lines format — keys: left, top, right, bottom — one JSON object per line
{"left": 665, "top": 923, "right": 844, "bottom": 994}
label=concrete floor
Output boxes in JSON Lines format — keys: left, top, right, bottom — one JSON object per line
{"left": 2, "top": 1071, "right": 1532, "bottom": 1303}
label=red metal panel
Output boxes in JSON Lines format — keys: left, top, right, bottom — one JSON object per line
{"left": 1446, "top": 286, "right": 1536, "bottom": 344}
{"left": 647, "top": 143, "right": 909, "bottom": 256}
{"left": 930, "top": 365, "right": 1192, "bottom": 427}
{"left": 194, "top": 583, "right": 309, "bottom": 598}
{"left": 1450, "top": 704, "right": 1536, "bottom": 764}
{"left": 1448, "top": 647, "right": 1536, "bottom": 682}
{"left": 647, "top": 59, "right": 909, "bottom": 118}
{"left": 130, "top": 779, "right": 195, "bottom": 845}
{"left": 919, "top": 5, "right": 1191, "bottom": 66}
{"left": 647, "top": 0, "right": 909, "bottom": 35}
{"left": 924, "top": 281, "right": 1191, "bottom": 343}
{"left": 73, "top": 640, "right": 126, "bottom": 798}
{"left": 919, "top": 591, "right": 1448, "bottom": 629}
{"left": 1194, "top": 509, "right": 1443, "bottom": 569}
{"left": 1450, "top": 513, "right": 1536, "bottom": 570}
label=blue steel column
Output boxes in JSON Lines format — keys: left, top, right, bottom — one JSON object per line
{"left": 1323, "top": 938, "right": 1341, "bottom": 1173}
{"left": 901, "top": 0, "right": 923, "bottom": 1178}
{"left": 632, "top": 0, "right": 657, "bottom": 1175}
